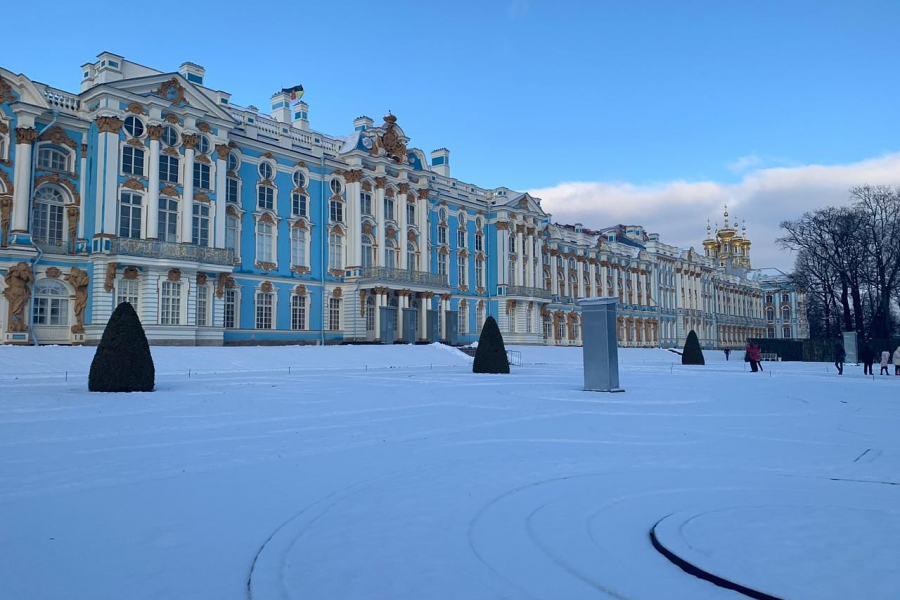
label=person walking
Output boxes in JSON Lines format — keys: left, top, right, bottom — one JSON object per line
{"left": 893, "top": 346, "right": 900, "bottom": 376}
{"left": 747, "top": 343, "right": 760, "bottom": 373}
{"left": 754, "top": 344, "right": 764, "bottom": 372}
{"left": 835, "top": 346, "right": 846, "bottom": 375}
{"left": 861, "top": 345, "right": 875, "bottom": 376}
{"left": 724, "top": 348, "right": 731, "bottom": 361}
{"left": 880, "top": 350, "right": 891, "bottom": 375}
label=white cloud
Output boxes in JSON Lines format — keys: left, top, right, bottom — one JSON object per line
{"left": 528, "top": 153, "right": 900, "bottom": 270}
{"left": 727, "top": 154, "right": 763, "bottom": 174}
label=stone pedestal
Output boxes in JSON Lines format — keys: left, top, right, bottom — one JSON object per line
{"left": 578, "top": 297, "right": 623, "bottom": 392}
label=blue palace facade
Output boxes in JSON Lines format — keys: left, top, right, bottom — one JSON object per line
{"left": 0, "top": 53, "right": 807, "bottom": 347}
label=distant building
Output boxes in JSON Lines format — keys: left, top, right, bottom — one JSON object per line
{"left": 0, "top": 53, "right": 806, "bottom": 347}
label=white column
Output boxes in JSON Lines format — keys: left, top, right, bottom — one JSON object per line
{"left": 563, "top": 256, "right": 570, "bottom": 298}
{"left": 399, "top": 185, "right": 409, "bottom": 270}
{"left": 78, "top": 138, "right": 87, "bottom": 240}
{"left": 576, "top": 258, "right": 584, "bottom": 298}
{"left": 214, "top": 145, "right": 228, "bottom": 248}
{"left": 346, "top": 174, "right": 362, "bottom": 268}
{"left": 418, "top": 293, "right": 429, "bottom": 340}
{"left": 375, "top": 178, "right": 386, "bottom": 267}
{"left": 515, "top": 226, "right": 524, "bottom": 286}
{"left": 147, "top": 127, "right": 162, "bottom": 239}
{"left": 551, "top": 252, "right": 559, "bottom": 296}
{"left": 181, "top": 135, "right": 197, "bottom": 243}
{"left": 589, "top": 261, "right": 597, "bottom": 297}
{"left": 525, "top": 230, "right": 535, "bottom": 288}
{"left": 536, "top": 234, "right": 545, "bottom": 290}
{"left": 498, "top": 225, "right": 508, "bottom": 285}
{"left": 612, "top": 265, "right": 619, "bottom": 299}
{"left": 374, "top": 289, "right": 383, "bottom": 340}
{"left": 417, "top": 191, "right": 429, "bottom": 272}
{"left": 10, "top": 127, "right": 36, "bottom": 233}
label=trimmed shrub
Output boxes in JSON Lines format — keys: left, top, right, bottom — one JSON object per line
{"left": 681, "top": 330, "right": 705, "bottom": 365}
{"left": 473, "top": 316, "right": 510, "bottom": 374}
{"left": 89, "top": 302, "right": 155, "bottom": 392}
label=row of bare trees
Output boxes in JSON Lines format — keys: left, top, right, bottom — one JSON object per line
{"left": 779, "top": 185, "right": 900, "bottom": 340}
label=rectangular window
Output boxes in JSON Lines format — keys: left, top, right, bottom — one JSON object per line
{"left": 119, "top": 192, "right": 142, "bottom": 239}
{"left": 255, "top": 292, "right": 273, "bottom": 329}
{"left": 226, "top": 178, "right": 239, "bottom": 204}
{"left": 361, "top": 192, "right": 372, "bottom": 216}
{"left": 158, "top": 197, "right": 179, "bottom": 243}
{"left": 33, "top": 297, "right": 69, "bottom": 326}
{"left": 385, "top": 197, "right": 395, "bottom": 221}
{"left": 459, "top": 305, "right": 468, "bottom": 334}
{"left": 292, "top": 192, "right": 307, "bottom": 217}
{"left": 225, "top": 215, "right": 238, "bottom": 252}
{"left": 291, "top": 295, "right": 307, "bottom": 330}
{"left": 476, "top": 260, "right": 484, "bottom": 288}
{"left": 438, "top": 252, "right": 448, "bottom": 276}
{"left": 224, "top": 289, "right": 237, "bottom": 328}
{"left": 457, "top": 229, "right": 466, "bottom": 248}
{"left": 257, "top": 185, "right": 274, "bottom": 210}
{"left": 192, "top": 203, "right": 210, "bottom": 247}
{"left": 407, "top": 203, "right": 415, "bottom": 225}
{"left": 122, "top": 146, "right": 145, "bottom": 176}
{"left": 117, "top": 278, "right": 140, "bottom": 310}
{"left": 330, "top": 200, "right": 343, "bottom": 223}
{"left": 193, "top": 162, "right": 210, "bottom": 190}
{"left": 328, "top": 234, "right": 343, "bottom": 271}
{"left": 196, "top": 285, "right": 209, "bottom": 327}
{"left": 159, "top": 155, "right": 179, "bottom": 184}
{"left": 458, "top": 259, "right": 467, "bottom": 287}
{"left": 475, "top": 233, "right": 484, "bottom": 252}
{"left": 438, "top": 226, "right": 447, "bottom": 245}
{"left": 256, "top": 222, "right": 274, "bottom": 264}
{"left": 291, "top": 228, "right": 307, "bottom": 267}
{"left": 328, "top": 297, "right": 341, "bottom": 331}
{"left": 160, "top": 281, "right": 182, "bottom": 325}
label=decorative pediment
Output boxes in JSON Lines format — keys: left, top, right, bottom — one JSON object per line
{"left": 38, "top": 126, "right": 79, "bottom": 150}
{"left": 505, "top": 192, "right": 547, "bottom": 217}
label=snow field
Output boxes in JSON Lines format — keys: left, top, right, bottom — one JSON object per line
{"left": 0, "top": 344, "right": 898, "bottom": 600}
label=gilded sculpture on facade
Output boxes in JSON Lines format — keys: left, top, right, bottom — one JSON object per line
{"left": 0, "top": 195, "right": 11, "bottom": 246}
{"left": 65, "top": 267, "right": 89, "bottom": 334}
{"left": 3, "top": 262, "right": 34, "bottom": 332}
{"left": 368, "top": 113, "right": 407, "bottom": 164}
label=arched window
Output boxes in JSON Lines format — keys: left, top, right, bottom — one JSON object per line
{"left": 32, "top": 279, "right": 69, "bottom": 326}
{"left": 782, "top": 306, "right": 790, "bottom": 321}
{"left": 407, "top": 241, "right": 418, "bottom": 271}
{"left": 37, "top": 146, "right": 70, "bottom": 172}
{"left": 361, "top": 234, "right": 374, "bottom": 269}
{"left": 544, "top": 268, "right": 551, "bottom": 290}
{"left": 256, "top": 220, "right": 274, "bottom": 263}
{"left": 33, "top": 186, "right": 66, "bottom": 243}
{"left": 386, "top": 238, "right": 398, "bottom": 270}
{"left": 158, "top": 196, "right": 179, "bottom": 243}
{"left": 328, "top": 231, "right": 343, "bottom": 271}
{"left": 569, "top": 273, "right": 579, "bottom": 298}
{"left": 459, "top": 302, "right": 468, "bottom": 334}
{"left": 476, "top": 303, "right": 485, "bottom": 331}
{"left": 225, "top": 210, "right": 240, "bottom": 257}
{"left": 366, "top": 296, "right": 375, "bottom": 331}
{"left": 766, "top": 307, "right": 775, "bottom": 321}
{"left": 782, "top": 325, "right": 791, "bottom": 338}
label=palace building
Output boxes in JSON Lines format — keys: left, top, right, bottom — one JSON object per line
{"left": 0, "top": 53, "right": 806, "bottom": 347}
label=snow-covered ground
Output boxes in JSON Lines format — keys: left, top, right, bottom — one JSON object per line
{"left": 0, "top": 344, "right": 898, "bottom": 600}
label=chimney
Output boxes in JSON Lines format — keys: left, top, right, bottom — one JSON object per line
{"left": 293, "top": 101, "right": 309, "bottom": 131}
{"left": 430, "top": 148, "right": 450, "bottom": 176}
{"left": 270, "top": 91, "right": 291, "bottom": 123}
{"left": 179, "top": 62, "right": 205, "bottom": 85}
{"left": 354, "top": 116, "right": 373, "bottom": 131}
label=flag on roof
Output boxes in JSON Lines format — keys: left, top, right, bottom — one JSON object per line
{"left": 282, "top": 85, "right": 304, "bottom": 101}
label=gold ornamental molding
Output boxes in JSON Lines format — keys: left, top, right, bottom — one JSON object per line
{"left": 182, "top": 134, "right": 199, "bottom": 150}
{"left": 0, "top": 169, "right": 13, "bottom": 196}
{"left": 195, "top": 153, "right": 211, "bottom": 165}
{"left": 39, "top": 126, "right": 79, "bottom": 150}
{"left": 215, "top": 144, "right": 230, "bottom": 161}
{"left": 397, "top": 183, "right": 409, "bottom": 194}
{"left": 127, "top": 102, "right": 144, "bottom": 115}
{"left": 123, "top": 266, "right": 139, "bottom": 280}
{"left": 295, "top": 284, "right": 307, "bottom": 296}
{"left": 162, "top": 146, "right": 180, "bottom": 157}
{"left": 126, "top": 138, "right": 145, "bottom": 148}
{"left": 167, "top": 268, "right": 182, "bottom": 282}
{"left": 96, "top": 116, "right": 123, "bottom": 134}
{"left": 194, "top": 192, "right": 211, "bottom": 203}
{"left": 156, "top": 78, "right": 189, "bottom": 107}
{"left": 160, "top": 185, "right": 181, "bottom": 197}
{"left": 374, "top": 176, "right": 387, "bottom": 189}
{"left": 0, "top": 78, "right": 15, "bottom": 104}
{"left": 196, "top": 272, "right": 208, "bottom": 286}
{"left": 260, "top": 281, "right": 274, "bottom": 293}
{"left": 255, "top": 261, "right": 277, "bottom": 272}
{"left": 417, "top": 188, "right": 429, "bottom": 200}
{"left": 164, "top": 113, "right": 180, "bottom": 125}
{"left": 104, "top": 262, "right": 119, "bottom": 293}
{"left": 216, "top": 274, "right": 235, "bottom": 298}
{"left": 122, "top": 178, "right": 145, "bottom": 191}
{"left": 332, "top": 287, "right": 342, "bottom": 298}
{"left": 45, "top": 266, "right": 61, "bottom": 278}
{"left": 344, "top": 169, "right": 363, "bottom": 183}
{"left": 66, "top": 267, "right": 89, "bottom": 334}
{"left": 15, "top": 127, "right": 39, "bottom": 145}
{"left": 197, "top": 122, "right": 211, "bottom": 133}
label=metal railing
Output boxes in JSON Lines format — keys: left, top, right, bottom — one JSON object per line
{"left": 507, "top": 285, "right": 553, "bottom": 299}
{"left": 109, "top": 238, "right": 234, "bottom": 266}
{"left": 358, "top": 267, "right": 449, "bottom": 287}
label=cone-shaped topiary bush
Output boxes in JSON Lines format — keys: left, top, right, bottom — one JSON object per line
{"left": 681, "top": 329, "right": 705, "bottom": 365}
{"left": 89, "top": 302, "right": 155, "bottom": 392}
{"left": 473, "top": 315, "right": 510, "bottom": 374}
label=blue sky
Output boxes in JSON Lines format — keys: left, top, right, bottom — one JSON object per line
{"left": 5, "top": 0, "right": 900, "bottom": 267}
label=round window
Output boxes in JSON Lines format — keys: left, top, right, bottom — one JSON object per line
{"left": 259, "top": 162, "right": 274, "bottom": 180}
{"left": 439, "top": 208, "right": 447, "bottom": 222}
{"left": 161, "top": 125, "right": 179, "bottom": 147}
{"left": 227, "top": 152, "right": 239, "bottom": 172}
{"left": 197, "top": 134, "right": 211, "bottom": 154}
{"left": 123, "top": 116, "right": 144, "bottom": 138}
{"left": 330, "top": 178, "right": 343, "bottom": 195}
{"left": 292, "top": 170, "right": 306, "bottom": 188}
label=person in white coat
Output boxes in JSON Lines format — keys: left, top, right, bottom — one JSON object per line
{"left": 893, "top": 346, "right": 900, "bottom": 376}
{"left": 880, "top": 350, "right": 891, "bottom": 375}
